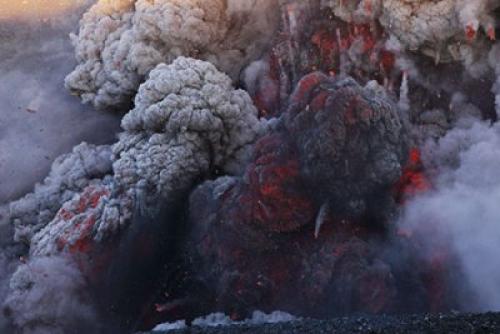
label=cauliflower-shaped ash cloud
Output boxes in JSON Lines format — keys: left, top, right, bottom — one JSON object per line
{"left": 9, "top": 143, "right": 113, "bottom": 245}
{"left": 322, "top": 0, "right": 499, "bottom": 64}
{"left": 30, "top": 57, "right": 267, "bottom": 255}
{"left": 65, "top": 0, "right": 279, "bottom": 111}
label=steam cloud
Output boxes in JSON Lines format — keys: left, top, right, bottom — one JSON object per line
{"left": 0, "top": 4, "right": 120, "bottom": 332}
{"left": 398, "top": 117, "right": 500, "bottom": 311}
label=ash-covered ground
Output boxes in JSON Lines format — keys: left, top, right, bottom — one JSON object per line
{"left": 1, "top": 1, "right": 500, "bottom": 334}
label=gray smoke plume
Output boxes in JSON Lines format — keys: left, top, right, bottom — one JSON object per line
{"left": 27, "top": 56, "right": 267, "bottom": 254}
{"left": 9, "top": 143, "right": 113, "bottom": 245}
{"left": 321, "top": 0, "right": 499, "bottom": 68}
{"left": 65, "top": 0, "right": 280, "bottom": 111}
{"left": 398, "top": 117, "right": 500, "bottom": 311}
{"left": 4, "top": 256, "right": 99, "bottom": 334}
{"left": 5, "top": 56, "right": 267, "bottom": 332}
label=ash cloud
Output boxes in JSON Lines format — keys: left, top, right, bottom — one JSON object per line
{"left": 0, "top": 3, "right": 120, "bottom": 331}
{"left": 398, "top": 117, "right": 500, "bottom": 311}
{"left": 65, "top": 0, "right": 280, "bottom": 111}
{"left": 322, "top": 0, "right": 499, "bottom": 71}
{"left": 4, "top": 256, "right": 99, "bottom": 334}
{"left": 27, "top": 56, "right": 267, "bottom": 254}
{"left": 4, "top": 55, "right": 267, "bottom": 333}
{"left": 9, "top": 143, "right": 113, "bottom": 244}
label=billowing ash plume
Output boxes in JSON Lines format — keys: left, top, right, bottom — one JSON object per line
{"left": 9, "top": 143, "right": 113, "bottom": 244}
{"left": 65, "top": 0, "right": 279, "bottom": 110}
{"left": 186, "top": 73, "right": 411, "bottom": 316}
{"left": 398, "top": 118, "right": 500, "bottom": 311}
{"left": 321, "top": 0, "right": 499, "bottom": 70}
{"left": 285, "top": 73, "right": 407, "bottom": 217}
{"left": 5, "top": 56, "right": 266, "bottom": 331}
{"left": 26, "top": 56, "right": 266, "bottom": 255}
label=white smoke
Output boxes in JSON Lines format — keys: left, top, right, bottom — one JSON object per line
{"left": 65, "top": 0, "right": 280, "bottom": 110}
{"left": 153, "top": 310, "right": 297, "bottom": 331}
{"left": 398, "top": 117, "right": 500, "bottom": 311}
{"left": 4, "top": 55, "right": 267, "bottom": 333}
{"left": 191, "top": 310, "right": 296, "bottom": 327}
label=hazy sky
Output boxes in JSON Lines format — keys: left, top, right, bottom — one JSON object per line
{"left": 0, "top": 1, "right": 121, "bottom": 203}
{"left": 0, "top": 0, "right": 88, "bottom": 20}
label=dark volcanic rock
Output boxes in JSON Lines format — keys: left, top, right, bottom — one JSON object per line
{"left": 147, "top": 312, "right": 500, "bottom": 334}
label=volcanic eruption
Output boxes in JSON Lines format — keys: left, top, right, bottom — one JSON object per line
{"left": 1, "top": 0, "right": 500, "bottom": 333}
